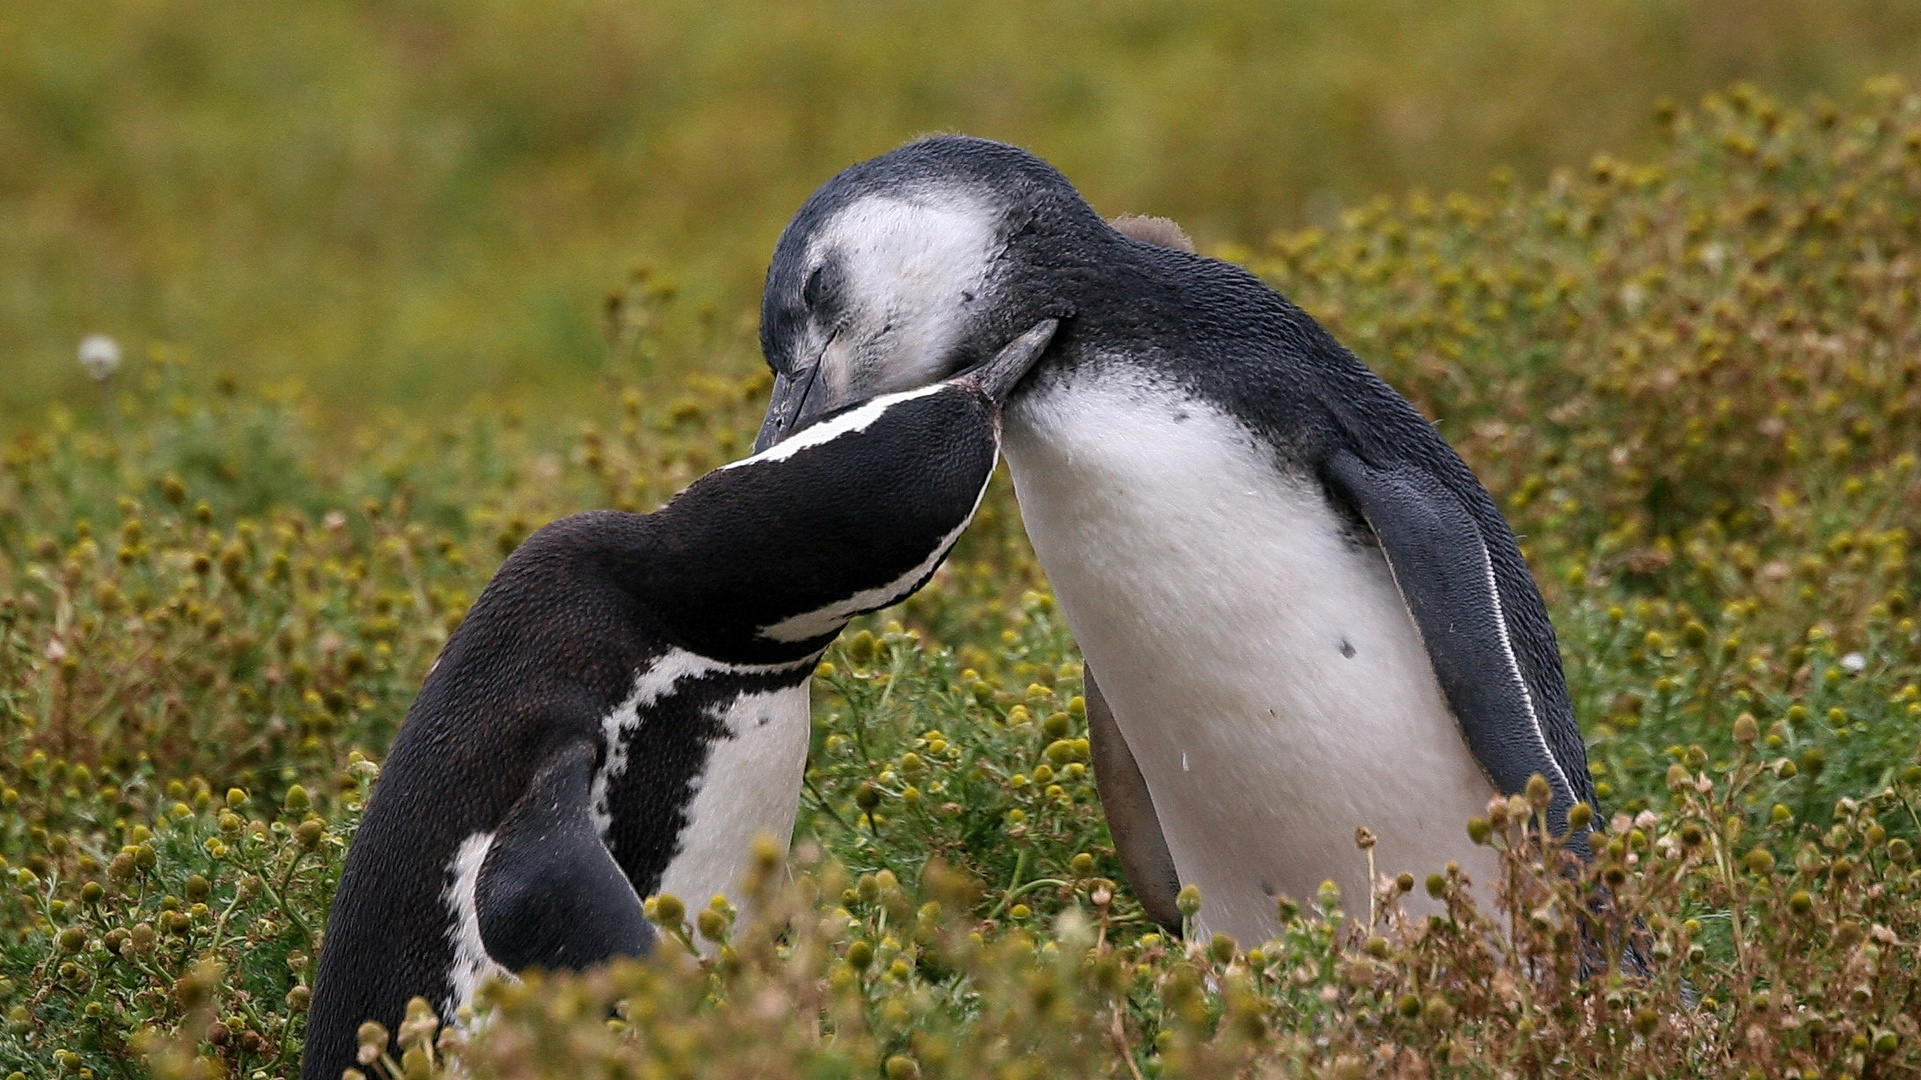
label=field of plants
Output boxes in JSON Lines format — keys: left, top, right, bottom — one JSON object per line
{"left": 5, "top": 7, "right": 1921, "bottom": 1079}
{"left": 8, "top": 0, "right": 1921, "bottom": 422}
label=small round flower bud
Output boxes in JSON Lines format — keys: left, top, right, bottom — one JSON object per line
{"left": 357, "top": 1021, "right": 388, "bottom": 1056}
{"left": 1567, "top": 802, "right": 1594, "bottom": 831}
{"left": 295, "top": 820, "right": 325, "bottom": 850}
{"left": 652, "top": 893, "right": 685, "bottom": 926}
{"left": 1732, "top": 713, "right": 1759, "bottom": 746}
{"left": 846, "top": 939, "right": 874, "bottom": 970}
{"left": 1526, "top": 774, "right": 1552, "bottom": 808}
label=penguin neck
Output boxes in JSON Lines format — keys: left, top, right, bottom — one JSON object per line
{"left": 473, "top": 511, "right": 834, "bottom": 670}
{"left": 1004, "top": 234, "right": 1215, "bottom": 369}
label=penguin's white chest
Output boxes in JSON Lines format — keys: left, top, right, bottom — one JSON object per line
{"left": 1003, "top": 372, "right": 1499, "bottom": 943}
{"left": 652, "top": 681, "right": 813, "bottom": 909}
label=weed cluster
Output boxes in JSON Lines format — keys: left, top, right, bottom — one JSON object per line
{"left": 378, "top": 751, "right": 1921, "bottom": 1080}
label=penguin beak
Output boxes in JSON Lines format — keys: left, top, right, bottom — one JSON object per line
{"left": 753, "top": 319, "right": 1061, "bottom": 451}
{"left": 956, "top": 319, "right": 1058, "bottom": 406}
{"left": 753, "top": 359, "right": 825, "bottom": 452}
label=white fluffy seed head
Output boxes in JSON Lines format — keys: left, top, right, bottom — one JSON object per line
{"left": 78, "top": 334, "right": 121, "bottom": 382}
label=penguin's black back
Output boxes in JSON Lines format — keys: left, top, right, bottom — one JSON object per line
{"left": 304, "top": 515, "right": 660, "bottom": 1077}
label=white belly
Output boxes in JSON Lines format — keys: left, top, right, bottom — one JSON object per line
{"left": 1004, "top": 370, "right": 1499, "bottom": 944}
{"left": 655, "top": 682, "right": 813, "bottom": 913}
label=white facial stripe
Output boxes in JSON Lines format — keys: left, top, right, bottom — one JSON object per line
{"left": 441, "top": 831, "right": 514, "bottom": 1015}
{"left": 652, "top": 683, "right": 812, "bottom": 934}
{"left": 810, "top": 191, "right": 1001, "bottom": 399}
{"left": 757, "top": 468, "right": 992, "bottom": 642}
{"left": 723, "top": 382, "right": 950, "bottom": 470}
{"left": 591, "top": 649, "right": 812, "bottom": 835}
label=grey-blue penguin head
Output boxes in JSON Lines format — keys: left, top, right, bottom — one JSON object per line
{"left": 754, "top": 136, "right": 1105, "bottom": 450}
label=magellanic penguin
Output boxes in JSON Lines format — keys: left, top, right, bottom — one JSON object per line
{"left": 754, "top": 136, "right": 1600, "bottom": 947}
{"left": 303, "top": 321, "right": 1057, "bottom": 1080}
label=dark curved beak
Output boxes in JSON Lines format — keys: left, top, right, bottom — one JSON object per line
{"left": 753, "top": 360, "right": 824, "bottom": 452}
{"left": 956, "top": 319, "right": 1058, "bottom": 406}
{"left": 753, "top": 318, "right": 1061, "bottom": 451}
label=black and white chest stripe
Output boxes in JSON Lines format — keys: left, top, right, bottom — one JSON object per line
{"left": 442, "top": 648, "right": 813, "bottom": 1015}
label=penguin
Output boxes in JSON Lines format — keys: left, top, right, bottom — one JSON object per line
{"left": 303, "top": 320, "right": 1057, "bottom": 1080}
{"left": 753, "top": 136, "right": 1599, "bottom": 946}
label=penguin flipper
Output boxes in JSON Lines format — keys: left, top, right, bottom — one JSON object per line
{"left": 1321, "top": 449, "right": 1585, "bottom": 837}
{"left": 476, "top": 740, "right": 654, "bottom": 972}
{"left": 1084, "top": 666, "right": 1184, "bottom": 935}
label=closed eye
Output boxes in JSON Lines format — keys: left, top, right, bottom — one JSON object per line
{"left": 800, "top": 257, "right": 850, "bottom": 327}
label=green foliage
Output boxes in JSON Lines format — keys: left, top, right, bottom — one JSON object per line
{"left": 802, "top": 614, "right": 1141, "bottom": 932}
{"left": 0, "top": 774, "right": 360, "bottom": 1080}
{"left": 1, "top": 86, "right": 1920, "bottom": 1077}
{"left": 384, "top": 758, "right": 1921, "bottom": 1079}
{"left": 9, "top": 1, "right": 1921, "bottom": 419}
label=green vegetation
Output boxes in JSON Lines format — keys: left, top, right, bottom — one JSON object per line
{"left": 4, "top": 78, "right": 1921, "bottom": 1079}
{"left": 9, "top": 0, "right": 1921, "bottom": 421}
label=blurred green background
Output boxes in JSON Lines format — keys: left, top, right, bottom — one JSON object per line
{"left": 5, "top": 0, "right": 1921, "bottom": 425}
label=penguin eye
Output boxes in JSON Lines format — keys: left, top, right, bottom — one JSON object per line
{"left": 800, "top": 259, "right": 847, "bottom": 325}
{"left": 802, "top": 265, "right": 829, "bottom": 309}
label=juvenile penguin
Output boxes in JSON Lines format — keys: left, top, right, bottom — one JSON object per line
{"left": 754, "top": 137, "right": 1598, "bottom": 945}
{"left": 304, "top": 321, "right": 1057, "bottom": 1080}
